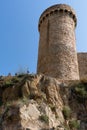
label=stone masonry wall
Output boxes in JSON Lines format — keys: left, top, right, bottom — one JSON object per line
{"left": 37, "top": 4, "right": 79, "bottom": 80}
{"left": 78, "top": 53, "right": 87, "bottom": 80}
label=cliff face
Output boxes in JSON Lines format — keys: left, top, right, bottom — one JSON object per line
{"left": 0, "top": 74, "right": 87, "bottom": 130}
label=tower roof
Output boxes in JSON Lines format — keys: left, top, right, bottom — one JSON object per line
{"left": 38, "top": 4, "right": 77, "bottom": 31}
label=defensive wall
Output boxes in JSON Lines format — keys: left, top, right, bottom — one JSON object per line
{"left": 78, "top": 53, "right": 87, "bottom": 80}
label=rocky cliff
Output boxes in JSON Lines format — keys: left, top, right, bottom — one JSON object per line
{"left": 0, "top": 74, "right": 87, "bottom": 130}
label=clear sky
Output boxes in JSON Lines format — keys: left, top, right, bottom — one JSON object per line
{"left": 0, "top": 0, "right": 87, "bottom": 75}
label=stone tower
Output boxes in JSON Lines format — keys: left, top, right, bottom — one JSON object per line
{"left": 37, "top": 4, "right": 79, "bottom": 80}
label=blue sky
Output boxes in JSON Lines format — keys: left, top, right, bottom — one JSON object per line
{"left": 0, "top": 0, "right": 87, "bottom": 75}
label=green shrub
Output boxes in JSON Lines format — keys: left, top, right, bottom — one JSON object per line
{"left": 62, "top": 106, "right": 71, "bottom": 120}
{"left": 64, "top": 126, "right": 70, "bottom": 130}
{"left": 39, "top": 114, "right": 49, "bottom": 124}
{"left": 17, "top": 74, "right": 26, "bottom": 78}
{"left": 12, "top": 77, "right": 20, "bottom": 83}
{"left": 49, "top": 104, "right": 56, "bottom": 112}
{"left": 75, "top": 84, "right": 87, "bottom": 96}
{"left": 4, "top": 80, "right": 13, "bottom": 87}
{"left": 69, "top": 120, "right": 80, "bottom": 129}
{"left": 74, "top": 83, "right": 87, "bottom": 103}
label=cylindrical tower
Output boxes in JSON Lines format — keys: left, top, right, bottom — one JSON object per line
{"left": 37, "top": 4, "right": 79, "bottom": 80}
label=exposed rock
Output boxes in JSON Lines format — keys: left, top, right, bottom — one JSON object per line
{"left": 0, "top": 74, "right": 87, "bottom": 130}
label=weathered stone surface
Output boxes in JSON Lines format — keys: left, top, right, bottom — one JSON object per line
{"left": 2, "top": 85, "right": 21, "bottom": 103}
{"left": 78, "top": 53, "right": 87, "bottom": 80}
{"left": 37, "top": 4, "right": 79, "bottom": 80}
{"left": 1, "top": 106, "right": 22, "bottom": 130}
{"left": 39, "top": 76, "right": 63, "bottom": 108}
{"left": 0, "top": 74, "right": 65, "bottom": 130}
{"left": 0, "top": 74, "right": 87, "bottom": 130}
{"left": 22, "top": 81, "right": 30, "bottom": 97}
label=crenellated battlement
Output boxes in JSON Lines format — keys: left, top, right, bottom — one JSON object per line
{"left": 38, "top": 4, "right": 77, "bottom": 31}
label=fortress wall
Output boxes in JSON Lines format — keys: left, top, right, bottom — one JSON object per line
{"left": 78, "top": 53, "right": 87, "bottom": 80}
